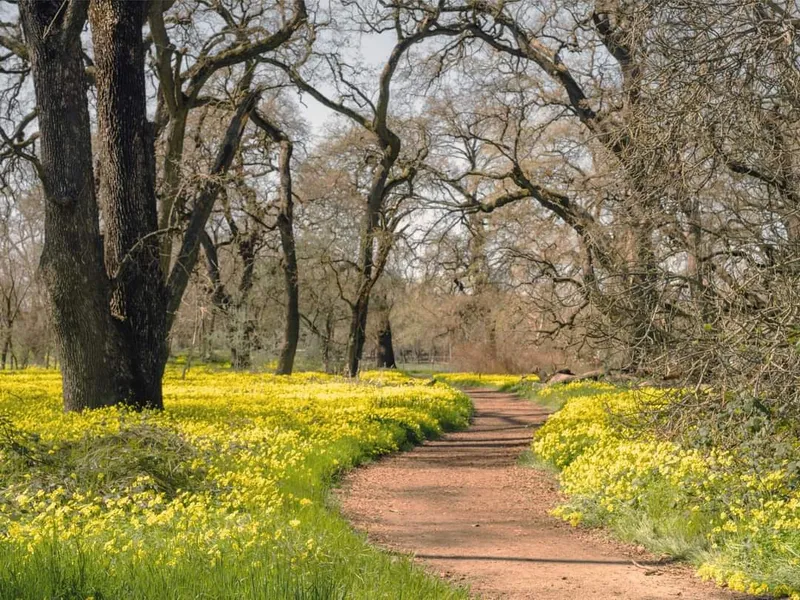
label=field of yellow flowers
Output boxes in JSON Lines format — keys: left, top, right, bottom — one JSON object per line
{"left": 431, "top": 372, "right": 537, "bottom": 389}
{"left": 533, "top": 382, "right": 800, "bottom": 599}
{"left": 0, "top": 367, "right": 472, "bottom": 599}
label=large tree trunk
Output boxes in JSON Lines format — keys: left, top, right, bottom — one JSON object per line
{"left": 1, "top": 329, "right": 11, "bottom": 370}
{"left": 20, "top": 0, "right": 134, "bottom": 411}
{"left": 372, "top": 292, "right": 396, "bottom": 369}
{"left": 230, "top": 237, "right": 257, "bottom": 370}
{"left": 375, "top": 317, "right": 396, "bottom": 369}
{"left": 90, "top": 0, "right": 168, "bottom": 409}
{"left": 346, "top": 294, "right": 370, "bottom": 377}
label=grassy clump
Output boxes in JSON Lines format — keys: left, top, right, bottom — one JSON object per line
{"left": 0, "top": 367, "right": 471, "bottom": 600}
{"left": 532, "top": 383, "right": 800, "bottom": 598}
{"left": 0, "top": 416, "right": 206, "bottom": 502}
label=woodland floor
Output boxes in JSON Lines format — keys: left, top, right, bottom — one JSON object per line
{"left": 338, "top": 389, "right": 754, "bottom": 600}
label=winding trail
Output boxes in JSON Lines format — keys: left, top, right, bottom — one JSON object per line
{"left": 339, "top": 389, "right": 749, "bottom": 600}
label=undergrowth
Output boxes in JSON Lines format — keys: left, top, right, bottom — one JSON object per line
{"left": 531, "top": 382, "right": 800, "bottom": 599}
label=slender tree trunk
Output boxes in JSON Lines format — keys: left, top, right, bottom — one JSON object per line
{"left": 275, "top": 139, "right": 299, "bottom": 375}
{"left": 165, "top": 92, "right": 259, "bottom": 328}
{"left": 345, "top": 140, "right": 398, "bottom": 376}
{"left": 251, "top": 113, "right": 300, "bottom": 375}
{"left": 157, "top": 109, "right": 189, "bottom": 276}
{"left": 0, "top": 304, "right": 9, "bottom": 369}
{"left": 200, "top": 231, "right": 231, "bottom": 312}
{"left": 90, "top": 0, "right": 168, "bottom": 409}
{"left": 20, "top": 0, "right": 134, "bottom": 411}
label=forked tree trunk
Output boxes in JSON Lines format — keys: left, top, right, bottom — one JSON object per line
{"left": 90, "top": 0, "right": 168, "bottom": 409}
{"left": 20, "top": 0, "right": 134, "bottom": 410}
{"left": 165, "top": 92, "right": 260, "bottom": 327}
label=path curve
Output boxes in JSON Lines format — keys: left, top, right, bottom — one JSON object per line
{"left": 339, "top": 389, "right": 749, "bottom": 600}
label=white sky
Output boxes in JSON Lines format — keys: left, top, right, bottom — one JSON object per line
{"left": 298, "top": 30, "right": 397, "bottom": 135}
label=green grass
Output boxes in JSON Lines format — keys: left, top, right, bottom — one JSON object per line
{"left": 398, "top": 363, "right": 454, "bottom": 376}
{"left": 0, "top": 432, "right": 469, "bottom": 600}
{"left": 516, "top": 448, "right": 560, "bottom": 474}
{"left": 0, "top": 535, "right": 461, "bottom": 600}
{"left": 562, "top": 480, "right": 713, "bottom": 562}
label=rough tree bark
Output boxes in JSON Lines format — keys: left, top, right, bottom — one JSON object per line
{"left": 19, "top": 0, "right": 134, "bottom": 410}
{"left": 375, "top": 317, "right": 397, "bottom": 369}
{"left": 1, "top": 294, "right": 13, "bottom": 369}
{"left": 467, "top": 210, "right": 497, "bottom": 363}
{"left": 274, "top": 143, "right": 300, "bottom": 375}
{"left": 199, "top": 227, "right": 257, "bottom": 370}
{"left": 229, "top": 235, "right": 257, "bottom": 370}
{"left": 20, "top": 0, "right": 259, "bottom": 410}
{"left": 90, "top": 0, "right": 168, "bottom": 409}
{"left": 322, "top": 310, "right": 335, "bottom": 373}
{"left": 1, "top": 329, "right": 12, "bottom": 369}
{"left": 372, "top": 291, "right": 396, "bottom": 369}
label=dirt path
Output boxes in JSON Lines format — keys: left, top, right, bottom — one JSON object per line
{"left": 339, "top": 389, "right": 749, "bottom": 600}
